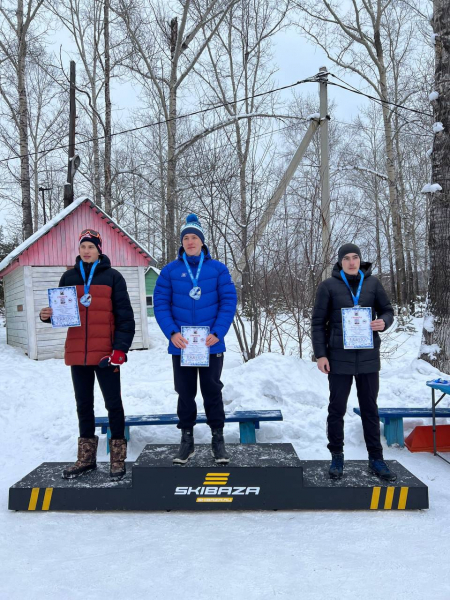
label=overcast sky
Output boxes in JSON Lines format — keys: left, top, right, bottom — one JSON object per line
{"left": 0, "top": 21, "right": 370, "bottom": 230}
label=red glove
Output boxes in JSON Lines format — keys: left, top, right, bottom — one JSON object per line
{"left": 98, "top": 350, "right": 127, "bottom": 368}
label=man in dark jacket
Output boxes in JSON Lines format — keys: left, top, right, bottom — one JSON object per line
{"left": 154, "top": 214, "right": 237, "bottom": 465}
{"left": 312, "top": 243, "right": 396, "bottom": 481}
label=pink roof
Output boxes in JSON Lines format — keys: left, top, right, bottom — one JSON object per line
{"left": 0, "top": 197, "right": 154, "bottom": 278}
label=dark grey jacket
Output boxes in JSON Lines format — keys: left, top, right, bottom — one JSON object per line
{"left": 311, "top": 262, "right": 394, "bottom": 375}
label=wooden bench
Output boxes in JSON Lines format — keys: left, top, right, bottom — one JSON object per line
{"left": 95, "top": 410, "right": 283, "bottom": 453}
{"left": 353, "top": 407, "right": 450, "bottom": 447}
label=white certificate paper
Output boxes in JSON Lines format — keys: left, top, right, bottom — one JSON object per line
{"left": 48, "top": 286, "right": 81, "bottom": 328}
{"left": 341, "top": 307, "right": 373, "bottom": 350}
{"left": 181, "top": 326, "right": 210, "bottom": 367}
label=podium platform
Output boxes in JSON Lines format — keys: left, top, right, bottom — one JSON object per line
{"left": 9, "top": 444, "right": 428, "bottom": 511}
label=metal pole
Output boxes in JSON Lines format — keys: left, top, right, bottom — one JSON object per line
{"left": 39, "top": 186, "right": 51, "bottom": 225}
{"left": 319, "top": 66, "right": 331, "bottom": 280}
{"left": 231, "top": 119, "right": 320, "bottom": 282}
{"left": 64, "top": 61, "right": 76, "bottom": 207}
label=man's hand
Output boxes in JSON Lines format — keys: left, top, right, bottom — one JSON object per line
{"left": 317, "top": 357, "right": 330, "bottom": 374}
{"left": 40, "top": 307, "right": 53, "bottom": 320}
{"left": 171, "top": 332, "right": 189, "bottom": 349}
{"left": 205, "top": 334, "right": 219, "bottom": 347}
{"left": 370, "top": 319, "right": 385, "bottom": 331}
{"left": 98, "top": 350, "right": 127, "bottom": 368}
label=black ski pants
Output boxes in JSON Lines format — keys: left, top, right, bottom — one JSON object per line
{"left": 71, "top": 365, "right": 125, "bottom": 439}
{"left": 327, "top": 372, "right": 383, "bottom": 459}
{"left": 172, "top": 353, "right": 225, "bottom": 430}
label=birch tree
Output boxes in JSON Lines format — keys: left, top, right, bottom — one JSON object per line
{"left": 294, "top": 0, "right": 425, "bottom": 306}
{"left": 113, "top": 0, "right": 239, "bottom": 261}
{"left": 420, "top": 0, "right": 450, "bottom": 373}
{"left": 0, "top": 0, "right": 45, "bottom": 239}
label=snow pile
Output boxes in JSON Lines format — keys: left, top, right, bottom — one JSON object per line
{"left": 420, "top": 343, "right": 441, "bottom": 360}
{"left": 307, "top": 112, "right": 320, "bottom": 120}
{"left": 429, "top": 91, "right": 439, "bottom": 102}
{"left": 421, "top": 183, "right": 442, "bottom": 193}
{"left": 423, "top": 314, "right": 435, "bottom": 333}
{"left": 426, "top": 148, "right": 433, "bottom": 157}
{"left": 432, "top": 122, "right": 444, "bottom": 133}
{"left": 1, "top": 317, "right": 450, "bottom": 598}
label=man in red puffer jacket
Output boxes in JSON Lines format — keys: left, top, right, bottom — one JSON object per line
{"left": 40, "top": 229, "right": 135, "bottom": 481}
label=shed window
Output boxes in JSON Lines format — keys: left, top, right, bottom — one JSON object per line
{"left": 146, "top": 295, "right": 153, "bottom": 307}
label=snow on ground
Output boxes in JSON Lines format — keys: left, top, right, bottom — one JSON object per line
{"left": 1, "top": 317, "right": 450, "bottom": 599}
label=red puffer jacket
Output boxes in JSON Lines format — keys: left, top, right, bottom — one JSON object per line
{"left": 44, "top": 255, "right": 135, "bottom": 366}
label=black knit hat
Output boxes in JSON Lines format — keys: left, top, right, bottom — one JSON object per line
{"left": 79, "top": 229, "right": 103, "bottom": 254}
{"left": 338, "top": 243, "right": 361, "bottom": 266}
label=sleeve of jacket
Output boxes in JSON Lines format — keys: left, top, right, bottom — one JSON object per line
{"left": 311, "top": 281, "right": 331, "bottom": 359}
{"left": 211, "top": 263, "right": 237, "bottom": 341}
{"left": 40, "top": 271, "right": 67, "bottom": 323}
{"left": 111, "top": 271, "right": 135, "bottom": 352}
{"left": 375, "top": 279, "right": 394, "bottom": 331}
{"left": 153, "top": 265, "right": 179, "bottom": 340}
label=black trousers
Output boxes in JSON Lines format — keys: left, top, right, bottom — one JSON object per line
{"left": 327, "top": 372, "right": 383, "bottom": 459}
{"left": 172, "top": 354, "right": 225, "bottom": 430}
{"left": 71, "top": 365, "right": 125, "bottom": 439}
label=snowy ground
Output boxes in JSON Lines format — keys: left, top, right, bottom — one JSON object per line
{"left": 1, "top": 317, "right": 450, "bottom": 599}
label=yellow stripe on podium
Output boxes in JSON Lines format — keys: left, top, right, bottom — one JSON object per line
{"left": 398, "top": 487, "right": 409, "bottom": 510}
{"left": 28, "top": 488, "right": 40, "bottom": 511}
{"left": 384, "top": 487, "right": 395, "bottom": 510}
{"left": 370, "top": 487, "right": 381, "bottom": 509}
{"left": 42, "top": 488, "right": 53, "bottom": 511}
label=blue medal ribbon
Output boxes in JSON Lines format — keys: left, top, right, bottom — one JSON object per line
{"left": 340, "top": 269, "right": 364, "bottom": 306}
{"left": 80, "top": 260, "right": 99, "bottom": 299}
{"left": 182, "top": 252, "right": 204, "bottom": 297}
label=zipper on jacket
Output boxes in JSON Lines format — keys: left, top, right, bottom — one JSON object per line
{"left": 84, "top": 306, "right": 89, "bottom": 365}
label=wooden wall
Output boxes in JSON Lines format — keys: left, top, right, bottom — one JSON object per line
{"left": 4, "top": 267, "right": 28, "bottom": 353}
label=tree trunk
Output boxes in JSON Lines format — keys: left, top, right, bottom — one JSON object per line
{"left": 104, "top": 0, "right": 112, "bottom": 214}
{"left": 166, "top": 17, "right": 178, "bottom": 261}
{"left": 420, "top": 0, "right": 450, "bottom": 373}
{"left": 17, "top": 0, "right": 33, "bottom": 239}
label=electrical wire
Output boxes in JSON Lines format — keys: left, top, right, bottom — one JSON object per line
{"left": 0, "top": 76, "right": 319, "bottom": 165}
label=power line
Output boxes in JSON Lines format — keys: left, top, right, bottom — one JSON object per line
{"left": 328, "top": 73, "right": 434, "bottom": 118}
{"left": 0, "top": 76, "right": 319, "bottom": 165}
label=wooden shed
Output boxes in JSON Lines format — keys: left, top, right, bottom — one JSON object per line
{"left": 0, "top": 197, "right": 155, "bottom": 360}
{"left": 145, "top": 266, "right": 161, "bottom": 317}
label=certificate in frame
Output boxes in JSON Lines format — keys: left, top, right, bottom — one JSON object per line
{"left": 48, "top": 286, "right": 81, "bottom": 328}
{"left": 180, "top": 326, "right": 210, "bottom": 367}
{"left": 341, "top": 306, "right": 373, "bottom": 350}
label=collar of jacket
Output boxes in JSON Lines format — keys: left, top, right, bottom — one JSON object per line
{"left": 75, "top": 254, "right": 111, "bottom": 276}
{"left": 331, "top": 261, "right": 373, "bottom": 281}
{"left": 177, "top": 245, "right": 211, "bottom": 266}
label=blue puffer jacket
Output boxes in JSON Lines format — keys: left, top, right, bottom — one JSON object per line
{"left": 154, "top": 246, "right": 238, "bottom": 355}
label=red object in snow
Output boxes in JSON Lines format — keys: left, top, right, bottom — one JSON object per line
{"left": 405, "top": 425, "right": 450, "bottom": 453}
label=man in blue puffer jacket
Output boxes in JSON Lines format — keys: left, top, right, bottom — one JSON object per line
{"left": 154, "top": 213, "right": 237, "bottom": 465}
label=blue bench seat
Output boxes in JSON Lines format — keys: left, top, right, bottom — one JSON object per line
{"left": 353, "top": 407, "right": 450, "bottom": 447}
{"left": 95, "top": 410, "right": 283, "bottom": 453}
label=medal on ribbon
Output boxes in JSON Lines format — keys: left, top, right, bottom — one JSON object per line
{"left": 183, "top": 252, "right": 204, "bottom": 301}
{"left": 79, "top": 260, "right": 99, "bottom": 308}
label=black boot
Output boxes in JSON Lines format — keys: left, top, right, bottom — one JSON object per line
{"left": 329, "top": 452, "right": 344, "bottom": 479}
{"left": 368, "top": 457, "right": 397, "bottom": 482}
{"left": 173, "top": 428, "right": 195, "bottom": 465}
{"left": 211, "top": 428, "right": 230, "bottom": 464}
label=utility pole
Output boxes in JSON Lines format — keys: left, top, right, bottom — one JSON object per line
{"left": 64, "top": 61, "right": 77, "bottom": 208}
{"left": 38, "top": 186, "right": 51, "bottom": 225}
{"left": 231, "top": 119, "right": 320, "bottom": 282}
{"left": 319, "top": 66, "right": 331, "bottom": 280}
